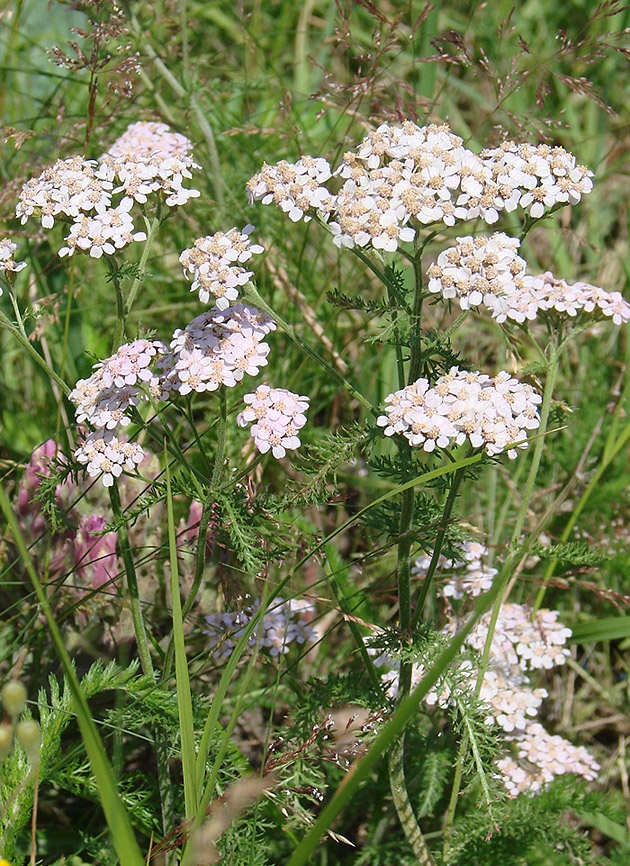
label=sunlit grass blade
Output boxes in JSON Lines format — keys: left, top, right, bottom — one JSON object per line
{"left": 0, "top": 484, "right": 145, "bottom": 866}
{"left": 570, "top": 617, "right": 630, "bottom": 644}
{"left": 165, "top": 451, "right": 198, "bottom": 817}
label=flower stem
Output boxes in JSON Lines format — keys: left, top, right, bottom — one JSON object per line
{"left": 244, "top": 283, "right": 377, "bottom": 416}
{"left": 108, "top": 481, "right": 154, "bottom": 676}
{"left": 442, "top": 343, "right": 560, "bottom": 853}
{"left": 388, "top": 739, "right": 437, "bottom": 866}
{"left": 411, "top": 465, "right": 466, "bottom": 628}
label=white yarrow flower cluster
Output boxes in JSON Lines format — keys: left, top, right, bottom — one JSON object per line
{"left": 74, "top": 429, "right": 144, "bottom": 488}
{"left": 237, "top": 384, "right": 309, "bottom": 459}
{"left": 163, "top": 304, "right": 275, "bottom": 395}
{"left": 482, "top": 140, "right": 594, "bottom": 218}
{"left": 494, "top": 270, "right": 630, "bottom": 326}
{"left": 377, "top": 367, "right": 541, "bottom": 459}
{"left": 179, "top": 226, "right": 263, "bottom": 308}
{"left": 16, "top": 156, "right": 113, "bottom": 229}
{"left": 0, "top": 238, "right": 27, "bottom": 278}
{"left": 427, "top": 233, "right": 527, "bottom": 314}
{"left": 246, "top": 156, "right": 333, "bottom": 222}
{"left": 413, "top": 539, "right": 497, "bottom": 600}
{"left": 203, "top": 597, "right": 316, "bottom": 660}
{"left": 97, "top": 121, "right": 201, "bottom": 208}
{"left": 104, "top": 121, "right": 194, "bottom": 160}
{"left": 70, "top": 339, "right": 166, "bottom": 430}
{"left": 248, "top": 122, "right": 593, "bottom": 254}
{"left": 58, "top": 201, "right": 147, "bottom": 258}
{"left": 497, "top": 724, "right": 600, "bottom": 797}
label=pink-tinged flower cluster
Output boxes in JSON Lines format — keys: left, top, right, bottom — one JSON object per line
{"left": 0, "top": 238, "right": 27, "bottom": 277}
{"left": 103, "top": 121, "right": 194, "bottom": 160}
{"left": 377, "top": 367, "right": 541, "bottom": 459}
{"left": 75, "top": 430, "right": 144, "bottom": 488}
{"left": 179, "top": 226, "right": 263, "bottom": 308}
{"left": 162, "top": 304, "right": 275, "bottom": 395}
{"left": 248, "top": 122, "right": 594, "bottom": 253}
{"left": 427, "top": 233, "right": 527, "bottom": 315}
{"left": 237, "top": 384, "right": 309, "bottom": 459}
{"left": 97, "top": 121, "right": 201, "bottom": 209}
{"left": 71, "top": 339, "right": 166, "bottom": 430}
{"left": 493, "top": 270, "right": 630, "bottom": 326}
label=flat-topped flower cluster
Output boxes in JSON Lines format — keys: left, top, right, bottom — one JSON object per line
{"left": 377, "top": 367, "right": 542, "bottom": 459}
{"left": 16, "top": 121, "right": 200, "bottom": 258}
{"left": 237, "top": 384, "right": 310, "bottom": 459}
{"left": 248, "top": 121, "right": 593, "bottom": 253}
{"left": 179, "top": 226, "right": 264, "bottom": 308}
{"left": 428, "top": 237, "right": 630, "bottom": 326}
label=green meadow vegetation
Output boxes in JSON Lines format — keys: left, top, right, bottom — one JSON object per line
{"left": 2, "top": 1, "right": 630, "bottom": 864}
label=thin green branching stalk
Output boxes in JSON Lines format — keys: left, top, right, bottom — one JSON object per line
{"left": 0, "top": 310, "right": 71, "bottom": 396}
{"left": 109, "top": 481, "right": 154, "bottom": 677}
{"left": 443, "top": 342, "right": 560, "bottom": 852}
{"left": 162, "top": 389, "right": 228, "bottom": 679}
{"left": 244, "top": 283, "right": 377, "bottom": 415}
{"left": 411, "top": 464, "right": 467, "bottom": 627}
{"left": 126, "top": 213, "right": 162, "bottom": 316}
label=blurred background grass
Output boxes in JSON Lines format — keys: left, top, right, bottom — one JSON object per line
{"left": 2, "top": 0, "right": 630, "bottom": 858}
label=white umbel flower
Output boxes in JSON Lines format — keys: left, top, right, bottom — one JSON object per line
{"left": 237, "top": 384, "right": 310, "bottom": 458}
{"left": 163, "top": 304, "right": 276, "bottom": 395}
{"left": 0, "top": 238, "right": 27, "bottom": 279}
{"left": 179, "top": 226, "right": 264, "bottom": 308}
{"left": 58, "top": 201, "right": 147, "bottom": 258}
{"left": 74, "top": 430, "right": 144, "bottom": 488}
{"left": 377, "top": 367, "right": 541, "bottom": 459}
{"left": 427, "top": 233, "right": 527, "bottom": 315}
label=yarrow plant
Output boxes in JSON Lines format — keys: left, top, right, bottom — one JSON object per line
{"left": 2, "top": 86, "right": 628, "bottom": 866}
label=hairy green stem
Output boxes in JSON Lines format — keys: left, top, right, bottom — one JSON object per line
{"left": 389, "top": 740, "right": 437, "bottom": 866}
{"left": 126, "top": 213, "right": 162, "bottom": 314}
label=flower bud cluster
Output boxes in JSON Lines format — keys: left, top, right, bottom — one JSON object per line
{"left": 1, "top": 680, "right": 40, "bottom": 765}
{"left": 179, "top": 226, "right": 264, "bottom": 308}
{"left": 427, "top": 233, "right": 527, "bottom": 314}
{"left": 162, "top": 303, "right": 275, "bottom": 396}
{"left": 203, "top": 597, "right": 316, "bottom": 660}
{"left": 413, "top": 539, "right": 497, "bottom": 599}
{"left": 481, "top": 140, "right": 594, "bottom": 218}
{"left": 377, "top": 367, "right": 541, "bottom": 459}
{"left": 237, "top": 384, "right": 310, "bottom": 459}
{"left": 0, "top": 238, "right": 27, "bottom": 277}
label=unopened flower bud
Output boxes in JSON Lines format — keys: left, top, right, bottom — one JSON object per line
{"left": 1, "top": 680, "right": 27, "bottom": 719}
{"left": 0, "top": 722, "right": 13, "bottom": 761}
{"left": 15, "top": 719, "right": 40, "bottom": 763}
